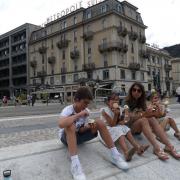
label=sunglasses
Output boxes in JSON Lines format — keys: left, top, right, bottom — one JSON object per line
{"left": 132, "top": 88, "right": 142, "bottom": 93}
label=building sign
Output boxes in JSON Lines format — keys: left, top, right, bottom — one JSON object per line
{"left": 42, "top": 0, "right": 104, "bottom": 26}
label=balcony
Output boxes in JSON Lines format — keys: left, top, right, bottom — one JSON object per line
{"left": 38, "top": 46, "right": 47, "bottom": 54}
{"left": 98, "top": 42, "right": 123, "bottom": 53}
{"left": 83, "top": 31, "right": 94, "bottom": 41}
{"left": 139, "top": 50, "right": 149, "bottom": 58}
{"left": 165, "top": 77, "right": 173, "bottom": 81}
{"left": 37, "top": 70, "right": 46, "bottom": 77}
{"left": 129, "top": 32, "right": 138, "bottom": 41}
{"left": 30, "top": 60, "right": 37, "bottom": 68}
{"left": 82, "top": 63, "right": 95, "bottom": 71}
{"left": 117, "top": 27, "right": 128, "bottom": 37}
{"left": 139, "top": 35, "right": 146, "bottom": 44}
{"left": 164, "top": 64, "right": 172, "bottom": 71}
{"left": 128, "top": 62, "right": 140, "bottom": 71}
{"left": 57, "top": 39, "right": 69, "bottom": 49}
{"left": 70, "top": 50, "right": 80, "bottom": 59}
{"left": 48, "top": 56, "right": 56, "bottom": 64}
{"left": 122, "top": 44, "right": 128, "bottom": 53}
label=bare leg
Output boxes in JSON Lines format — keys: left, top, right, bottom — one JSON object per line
{"left": 64, "top": 124, "right": 78, "bottom": 156}
{"left": 131, "top": 118, "right": 160, "bottom": 151}
{"left": 148, "top": 117, "right": 172, "bottom": 148}
{"left": 118, "top": 135, "right": 129, "bottom": 153}
{"left": 126, "top": 131, "right": 139, "bottom": 149}
{"left": 168, "top": 118, "right": 180, "bottom": 134}
{"left": 95, "top": 119, "right": 114, "bottom": 148}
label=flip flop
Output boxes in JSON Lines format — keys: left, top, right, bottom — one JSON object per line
{"left": 137, "top": 144, "right": 150, "bottom": 155}
{"left": 153, "top": 149, "right": 169, "bottom": 160}
{"left": 164, "top": 146, "right": 180, "bottom": 159}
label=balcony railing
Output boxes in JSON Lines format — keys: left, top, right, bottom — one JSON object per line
{"left": 83, "top": 31, "right": 94, "bottom": 41}
{"left": 164, "top": 64, "right": 172, "bottom": 71}
{"left": 82, "top": 63, "right": 95, "bottom": 71}
{"left": 37, "top": 70, "right": 46, "bottom": 77}
{"left": 139, "top": 35, "right": 146, "bottom": 44}
{"left": 165, "top": 77, "right": 173, "bottom": 81}
{"left": 117, "top": 27, "right": 128, "bottom": 37}
{"left": 57, "top": 39, "right": 69, "bottom": 49}
{"left": 129, "top": 32, "right": 138, "bottom": 41}
{"left": 70, "top": 50, "right": 80, "bottom": 59}
{"left": 48, "top": 56, "right": 56, "bottom": 64}
{"left": 128, "top": 62, "right": 140, "bottom": 71}
{"left": 30, "top": 60, "right": 37, "bottom": 68}
{"left": 139, "top": 50, "right": 149, "bottom": 58}
{"left": 38, "top": 46, "right": 47, "bottom": 54}
{"left": 99, "top": 42, "right": 124, "bottom": 53}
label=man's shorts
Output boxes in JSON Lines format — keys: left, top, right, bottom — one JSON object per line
{"left": 61, "top": 129, "right": 98, "bottom": 146}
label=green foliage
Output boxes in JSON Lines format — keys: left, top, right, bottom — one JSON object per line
{"left": 41, "top": 93, "right": 49, "bottom": 100}
{"left": 18, "top": 93, "right": 27, "bottom": 101}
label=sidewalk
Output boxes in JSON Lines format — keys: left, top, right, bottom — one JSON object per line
{"left": 0, "top": 119, "right": 180, "bottom": 180}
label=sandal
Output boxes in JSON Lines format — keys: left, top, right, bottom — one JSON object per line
{"left": 174, "top": 133, "right": 180, "bottom": 141}
{"left": 164, "top": 146, "right": 180, "bottom": 159}
{"left": 153, "top": 149, "right": 169, "bottom": 160}
{"left": 125, "top": 147, "right": 136, "bottom": 161}
{"left": 136, "top": 144, "right": 150, "bottom": 155}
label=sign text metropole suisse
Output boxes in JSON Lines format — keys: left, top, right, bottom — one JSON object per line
{"left": 43, "top": 0, "right": 105, "bottom": 26}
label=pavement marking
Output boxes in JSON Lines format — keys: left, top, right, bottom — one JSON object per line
{"left": 0, "top": 114, "right": 59, "bottom": 122}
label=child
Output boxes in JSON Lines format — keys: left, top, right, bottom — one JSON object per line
{"left": 149, "top": 91, "right": 180, "bottom": 141}
{"left": 100, "top": 93, "right": 149, "bottom": 161}
{"left": 58, "top": 87, "right": 128, "bottom": 180}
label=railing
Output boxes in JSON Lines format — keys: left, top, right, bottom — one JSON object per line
{"left": 129, "top": 32, "right": 138, "bottom": 41}
{"left": 48, "top": 56, "right": 56, "bottom": 64}
{"left": 82, "top": 63, "right": 95, "bottom": 71}
{"left": 128, "top": 62, "right": 140, "bottom": 71}
{"left": 38, "top": 46, "right": 47, "bottom": 54}
{"left": 98, "top": 42, "right": 124, "bottom": 53}
{"left": 117, "top": 26, "right": 128, "bottom": 37}
{"left": 83, "top": 31, "right": 94, "bottom": 41}
{"left": 70, "top": 50, "right": 80, "bottom": 59}
{"left": 56, "top": 39, "right": 69, "bottom": 49}
{"left": 139, "top": 36, "right": 146, "bottom": 44}
{"left": 164, "top": 64, "right": 172, "bottom": 71}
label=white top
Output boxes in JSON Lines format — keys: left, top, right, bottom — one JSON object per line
{"left": 58, "top": 105, "right": 89, "bottom": 139}
{"left": 100, "top": 106, "right": 123, "bottom": 125}
{"left": 176, "top": 87, "right": 180, "bottom": 95}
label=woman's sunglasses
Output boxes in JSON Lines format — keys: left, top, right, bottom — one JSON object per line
{"left": 132, "top": 88, "right": 142, "bottom": 93}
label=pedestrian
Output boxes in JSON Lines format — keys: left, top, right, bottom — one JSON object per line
{"left": 2, "top": 96, "right": 8, "bottom": 106}
{"left": 100, "top": 92, "right": 149, "bottom": 161}
{"left": 58, "top": 87, "right": 128, "bottom": 180}
{"left": 149, "top": 90, "right": 180, "bottom": 141}
{"left": 125, "top": 82, "right": 180, "bottom": 160}
{"left": 27, "top": 94, "right": 32, "bottom": 106}
{"left": 176, "top": 85, "right": 180, "bottom": 103}
{"left": 32, "top": 94, "right": 36, "bottom": 106}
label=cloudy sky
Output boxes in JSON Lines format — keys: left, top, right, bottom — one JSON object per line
{"left": 0, "top": 0, "right": 179, "bottom": 48}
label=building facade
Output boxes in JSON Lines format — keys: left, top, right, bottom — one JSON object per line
{"left": 29, "top": 0, "right": 148, "bottom": 98}
{"left": 0, "top": 23, "right": 40, "bottom": 98}
{"left": 146, "top": 45, "right": 173, "bottom": 95}
{"left": 171, "top": 58, "right": 180, "bottom": 91}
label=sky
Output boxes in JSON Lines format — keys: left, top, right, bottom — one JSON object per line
{"left": 0, "top": 0, "right": 180, "bottom": 48}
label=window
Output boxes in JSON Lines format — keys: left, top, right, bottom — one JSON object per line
{"left": 61, "top": 75, "right": 66, "bottom": 84}
{"left": 87, "top": 72, "right": 93, "bottom": 79}
{"left": 51, "top": 39, "right": 53, "bottom": 49}
{"left": 141, "top": 72, "right": 144, "bottom": 81}
{"left": 147, "top": 67, "right": 151, "bottom": 75}
{"left": 74, "top": 30, "right": 77, "bottom": 43}
{"left": 101, "top": 5, "right": 107, "bottom": 13}
{"left": 120, "top": 69, "right": 125, "bottom": 79}
{"left": 86, "top": 25, "right": 90, "bottom": 32}
{"left": 103, "top": 70, "right": 109, "bottom": 80}
{"left": 87, "top": 43, "right": 91, "bottom": 54}
{"left": 131, "top": 43, "right": 134, "bottom": 53}
{"left": 62, "top": 50, "right": 65, "bottom": 59}
{"left": 33, "top": 79, "right": 36, "bottom": 85}
{"left": 102, "top": 19, "right": 106, "bottom": 29}
{"left": 117, "top": 5, "right": 122, "bottom": 12}
{"left": 50, "top": 77, "right": 54, "bottom": 85}
{"left": 62, "top": 21, "right": 67, "bottom": 29}
{"left": 73, "top": 16, "right": 77, "bottom": 24}
{"left": 73, "top": 73, "right": 78, "bottom": 82}
{"left": 74, "top": 65, "right": 78, "bottom": 71}
{"left": 152, "top": 56, "right": 155, "bottom": 64}
{"left": 103, "top": 54, "right": 107, "bottom": 67}
{"left": 102, "top": 38, "right": 107, "bottom": 44}
{"left": 131, "top": 71, "right": 136, "bottom": 80}
{"left": 88, "top": 56, "right": 91, "bottom": 63}
{"left": 87, "top": 10, "right": 91, "bottom": 19}
{"left": 51, "top": 69, "right": 54, "bottom": 75}
{"left": 61, "top": 34, "right": 66, "bottom": 41}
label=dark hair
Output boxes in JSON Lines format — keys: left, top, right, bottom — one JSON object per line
{"left": 126, "top": 82, "right": 146, "bottom": 110}
{"left": 74, "top": 86, "right": 93, "bottom": 101}
{"left": 104, "top": 92, "right": 119, "bottom": 104}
